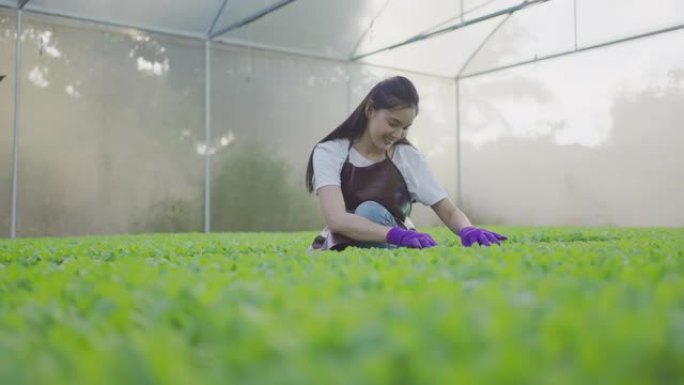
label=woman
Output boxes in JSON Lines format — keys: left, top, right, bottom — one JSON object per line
{"left": 305, "top": 76, "right": 507, "bottom": 250}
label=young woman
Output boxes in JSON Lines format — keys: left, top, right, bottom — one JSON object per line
{"left": 305, "top": 76, "right": 507, "bottom": 250}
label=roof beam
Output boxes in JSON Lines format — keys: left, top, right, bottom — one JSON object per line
{"left": 458, "top": 23, "right": 684, "bottom": 80}
{"left": 209, "top": 0, "right": 296, "bottom": 40}
{"left": 208, "top": 0, "right": 230, "bottom": 37}
{"left": 455, "top": 13, "right": 512, "bottom": 78}
{"left": 348, "top": 0, "right": 393, "bottom": 60}
{"left": 351, "top": 0, "right": 549, "bottom": 61}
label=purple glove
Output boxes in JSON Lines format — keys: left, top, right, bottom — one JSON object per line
{"left": 459, "top": 226, "right": 507, "bottom": 247}
{"left": 386, "top": 227, "right": 437, "bottom": 249}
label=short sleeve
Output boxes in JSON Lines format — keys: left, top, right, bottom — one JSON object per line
{"left": 312, "top": 140, "right": 347, "bottom": 193}
{"left": 396, "top": 145, "right": 448, "bottom": 206}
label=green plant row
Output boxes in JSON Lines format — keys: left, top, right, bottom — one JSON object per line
{"left": 0, "top": 227, "right": 683, "bottom": 385}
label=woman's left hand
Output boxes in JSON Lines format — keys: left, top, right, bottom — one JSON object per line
{"left": 458, "top": 226, "right": 507, "bottom": 247}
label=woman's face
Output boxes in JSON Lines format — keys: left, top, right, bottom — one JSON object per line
{"left": 365, "top": 105, "right": 416, "bottom": 152}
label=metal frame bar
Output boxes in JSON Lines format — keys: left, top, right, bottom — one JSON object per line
{"left": 204, "top": 40, "right": 212, "bottom": 233}
{"left": 208, "top": 0, "right": 229, "bottom": 37}
{"left": 209, "top": 0, "right": 297, "bottom": 40}
{"left": 349, "top": 61, "right": 454, "bottom": 82}
{"left": 18, "top": 0, "right": 30, "bottom": 9}
{"left": 412, "top": 0, "right": 500, "bottom": 41}
{"left": 573, "top": 0, "right": 578, "bottom": 50}
{"left": 345, "top": 62, "right": 352, "bottom": 114}
{"left": 347, "top": 0, "right": 393, "bottom": 60}
{"left": 351, "top": 0, "right": 549, "bottom": 61}
{"left": 211, "top": 37, "right": 454, "bottom": 81}
{"left": 458, "top": 23, "right": 684, "bottom": 80}
{"left": 10, "top": 9, "right": 23, "bottom": 238}
{"left": 349, "top": 0, "right": 512, "bottom": 63}
{"left": 454, "top": 79, "right": 462, "bottom": 210}
{"left": 455, "top": 13, "right": 512, "bottom": 78}
{"left": 451, "top": 13, "right": 513, "bottom": 211}
{"left": 213, "top": 35, "right": 343, "bottom": 62}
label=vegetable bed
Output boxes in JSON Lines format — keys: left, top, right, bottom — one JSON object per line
{"left": 1, "top": 227, "right": 683, "bottom": 384}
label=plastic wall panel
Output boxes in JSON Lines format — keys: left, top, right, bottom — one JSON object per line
{"left": 209, "top": 44, "right": 457, "bottom": 231}
{"left": 216, "top": 0, "right": 387, "bottom": 60}
{"left": 460, "top": 30, "right": 684, "bottom": 226}
{"left": 0, "top": 8, "right": 15, "bottom": 237}
{"left": 16, "top": 14, "right": 205, "bottom": 236}
{"left": 352, "top": 0, "right": 461, "bottom": 57}
{"left": 577, "top": 0, "right": 684, "bottom": 47}
{"left": 27, "top": 0, "right": 224, "bottom": 35}
{"left": 209, "top": 44, "right": 348, "bottom": 231}
{"left": 463, "top": 0, "right": 575, "bottom": 76}
{"left": 357, "top": 15, "right": 504, "bottom": 78}
{"left": 216, "top": 0, "right": 465, "bottom": 62}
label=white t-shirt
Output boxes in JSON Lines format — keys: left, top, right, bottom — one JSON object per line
{"left": 312, "top": 138, "right": 447, "bottom": 207}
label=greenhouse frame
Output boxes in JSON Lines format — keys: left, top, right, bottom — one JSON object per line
{"left": 1, "top": 0, "right": 683, "bottom": 238}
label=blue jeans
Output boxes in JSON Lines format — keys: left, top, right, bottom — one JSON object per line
{"left": 353, "top": 201, "right": 398, "bottom": 249}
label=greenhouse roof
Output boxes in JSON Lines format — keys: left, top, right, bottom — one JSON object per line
{"left": 0, "top": 0, "right": 682, "bottom": 78}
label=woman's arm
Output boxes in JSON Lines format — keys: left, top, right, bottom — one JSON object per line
{"left": 317, "top": 185, "right": 391, "bottom": 242}
{"left": 431, "top": 197, "right": 507, "bottom": 246}
{"left": 431, "top": 197, "right": 472, "bottom": 235}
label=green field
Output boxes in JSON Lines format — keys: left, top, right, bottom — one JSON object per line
{"left": 1, "top": 227, "right": 683, "bottom": 384}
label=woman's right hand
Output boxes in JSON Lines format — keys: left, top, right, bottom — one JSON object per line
{"left": 386, "top": 227, "right": 437, "bottom": 249}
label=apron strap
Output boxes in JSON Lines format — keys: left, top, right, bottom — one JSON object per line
{"left": 345, "top": 139, "right": 393, "bottom": 163}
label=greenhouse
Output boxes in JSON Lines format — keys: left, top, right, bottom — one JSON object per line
{"left": 1, "top": 0, "right": 681, "bottom": 237}
{"left": 0, "top": 1, "right": 683, "bottom": 384}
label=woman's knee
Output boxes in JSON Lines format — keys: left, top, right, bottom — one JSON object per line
{"left": 354, "top": 201, "right": 396, "bottom": 226}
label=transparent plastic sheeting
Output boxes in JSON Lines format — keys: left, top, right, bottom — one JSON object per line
{"left": 355, "top": 16, "right": 505, "bottom": 78}
{"left": 215, "top": 0, "right": 683, "bottom": 77}
{"left": 576, "top": 0, "right": 684, "bottom": 46}
{"left": 209, "top": 45, "right": 457, "bottom": 230}
{"left": 462, "top": 0, "right": 684, "bottom": 76}
{"left": 216, "top": 0, "right": 394, "bottom": 59}
{"left": 459, "top": 29, "right": 684, "bottom": 226}
{"left": 214, "top": 0, "right": 531, "bottom": 62}
{"left": 214, "top": 0, "right": 506, "bottom": 74}
{"left": 7, "top": 0, "right": 683, "bottom": 79}
{"left": 14, "top": 14, "right": 206, "bottom": 236}
{"left": 462, "top": 0, "right": 575, "bottom": 76}
{"left": 26, "top": 0, "right": 225, "bottom": 36}
{"left": 4, "top": 11, "right": 457, "bottom": 236}
{"left": 212, "top": 0, "right": 288, "bottom": 36}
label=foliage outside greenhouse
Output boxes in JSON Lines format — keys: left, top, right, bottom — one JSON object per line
{"left": 132, "top": 144, "right": 321, "bottom": 233}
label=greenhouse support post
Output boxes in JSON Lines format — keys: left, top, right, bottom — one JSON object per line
{"left": 455, "top": 79, "right": 462, "bottom": 211}
{"left": 10, "top": 8, "right": 23, "bottom": 238}
{"left": 204, "top": 40, "right": 212, "bottom": 233}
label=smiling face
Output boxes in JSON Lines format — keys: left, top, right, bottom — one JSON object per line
{"left": 362, "top": 104, "right": 416, "bottom": 153}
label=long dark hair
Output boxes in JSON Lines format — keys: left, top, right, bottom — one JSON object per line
{"left": 305, "top": 76, "right": 420, "bottom": 193}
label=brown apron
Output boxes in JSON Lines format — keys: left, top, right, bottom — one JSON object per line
{"left": 311, "top": 142, "right": 415, "bottom": 251}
